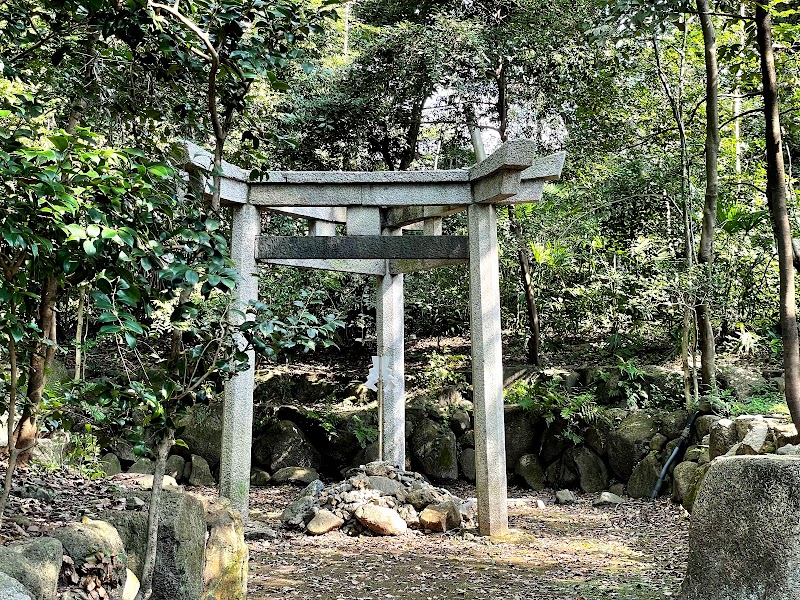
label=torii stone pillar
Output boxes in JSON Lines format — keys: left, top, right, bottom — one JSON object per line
{"left": 376, "top": 226, "right": 405, "bottom": 468}
{"left": 220, "top": 204, "right": 259, "bottom": 518}
{"left": 468, "top": 203, "right": 508, "bottom": 535}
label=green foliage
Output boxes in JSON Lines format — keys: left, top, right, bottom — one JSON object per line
{"left": 601, "top": 357, "right": 650, "bottom": 409}
{"left": 417, "top": 351, "right": 468, "bottom": 395}
{"left": 352, "top": 414, "right": 378, "bottom": 449}
{"left": 505, "top": 377, "right": 608, "bottom": 444}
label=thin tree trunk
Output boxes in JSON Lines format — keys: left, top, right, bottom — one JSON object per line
{"left": 0, "top": 335, "right": 20, "bottom": 521}
{"left": 695, "top": 0, "right": 719, "bottom": 397}
{"left": 756, "top": 5, "right": 800, "bottom": 429}
{"left": 74, "top": 284, "right": 86, "bottom": 381}
{"left": 15, "top": 274, "right": 58, "bottom": 464}
{"left": 519, "top": 248, "right": 541, "bottom": 365}
{"left": 135, "top": 429, "right": 174, "bottom": 600}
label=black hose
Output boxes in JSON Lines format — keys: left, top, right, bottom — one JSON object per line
{"left": 650, "top": 410, "right": 702, "bottom": 500}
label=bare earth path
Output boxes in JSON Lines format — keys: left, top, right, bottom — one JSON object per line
{"left": 247, "top": 484, "right": 688, "bottom": 600}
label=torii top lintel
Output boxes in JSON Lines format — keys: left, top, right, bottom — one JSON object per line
{"left": 182, "top": 140, "right": 565, "bottom": 220}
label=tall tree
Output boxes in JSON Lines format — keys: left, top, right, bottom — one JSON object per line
{"left": 755, "top": 2, "right": 800, "bottom": 429}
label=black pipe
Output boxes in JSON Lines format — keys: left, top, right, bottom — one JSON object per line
{"left": 650, "top": 410, "right": 702, "bottom": 500}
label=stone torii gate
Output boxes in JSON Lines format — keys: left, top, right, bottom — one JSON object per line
{"left": 184, "top": 140, "right": 565, "bottom": 536}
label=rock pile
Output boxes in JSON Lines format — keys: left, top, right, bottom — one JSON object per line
{"left": 280, "top": 461, "right": 474, "bottom": 536}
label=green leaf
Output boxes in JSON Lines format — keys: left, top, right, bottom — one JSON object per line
{"left": 185, "top": 270, "right": 199, "bottom": 285}
{"left": 83, "top": 239, "right": 97, "bottom": 257}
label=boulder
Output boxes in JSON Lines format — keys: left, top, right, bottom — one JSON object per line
{"left": 555, "top": 490, "right": 576, "bottom": 505}
{"left": 188, "top": 454, "right": 216, "bottom": 486}
{"left": 459, "top": 430, "right": 475, "bottom": 448}
{"left": 0, "top": 572, "right": 32, "bottom": 600}
{"left": 307, "top": 510, "right": 345, "bottom": 535}
{"left": 572, "top": 447, "right": 609, "bottom": 493}
{"left": 777, "top": 444, "right": 800, "bottom": 456}
{"left": 100, "top": 453, "right": 123, "bottom": 476}
{"left": 626, "top": 452, "right": 662, "bottom": 499}
{"left": 682, "top": 462, "right": 711, "bottom": 512}
{"left": 271, "top": 467, "right": 319, "bottom": 485}
{"left": 515, "top": 454, "right": 546, "bottom": 491}
{"left": 593, "top": 492, "right": 624, "bottom": 506}
{"left": 202, "top": 498, "right": 247, "bottom": 600}
{"left": 681, "top": 456, "right": 800, "bottom": 600}
{"left": 419, "top": 500, "right": 461, "bottom": 532}
{"left": 175, "top": 403, "right": 223, "bottom": 467}
{"left": 30, "top": 432, "right": 70, "bottom": 467}
{"left": 773, "top": 423, "right": 800, "bottom": 449}
{"left": 458, "top": 447, "right": 476, "bottom": 482}
{"left": 253, "top": 420, "right": 321, "bottom": 472}
{"left": 128, "top": 458, "right": 155, "bottom": 475}
{"left": 737, "top": 420, "right": 771, "bottom": 455}
{"left": 734, "top": 414, "right": 765, "bottom": 441}
{"left": 165, "top": 455, "right": 186, "bottom": 481}
{"left": 660, "top": 409, "right": 689, "bottom": 440}
{"left": 649, "top": 433, "right": 668, "bottom": 451}
{"left": 607, "top": 412, "right": 657, "bottom": 480}
{"left": 671, "top": 461, "right": 698, "bottom": 505}
{"left": 504, "top": 405, "right": 539, "bottom": 468}
{"left": 709, "top": 418, "right": 737, "bottom": 460}
{"left": 449, "top": 410, "right": 471, "bottom": 435}
{"left": 410, "top": 419, "right": 458, "bottom": 480}
{"left": 693, "top": 415, "right": 720, "bottom": 443}
{"left": 250, "top": 469, "right": 271, "bottom": 486}
{"left": 51, "top": 518, "right": 127, "bottom": 596}
{"left": 0, "top": 537, "right": 62, "bottom": 600}
{"left": 545, "top": 454, "right": 579, "bottom": 489}
{"left": 103, "top": 491, "right": 206, "bottom": 600}
{"left": 354, "top": 505, "right": 407, "bottom": 536}
{"left": 717, "top": 365, "right": 763, "bottom": 402}
{"left": 405, "top": 487, "right": 445, "bottom": 511}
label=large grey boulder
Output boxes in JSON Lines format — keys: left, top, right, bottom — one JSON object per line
{"left": 0, "top": 537, "right": 62, "bottom": 600}
{"left": 660, "top": 409, "right": 689, "bottom": 440}
{"left": 176, "top": 403, "right": 223, "bottom": 467}
{"left": 572, "top": 446, "right": 609, "bottom": 493}
{"left": 626, "top": 452, "right": 662, "bottom": 499}
{"left": 0, "top": 572, "right": 32, "bottom": 600}
{"left": 458, "top": 447, "right": 476, "bottom": 482}
{"left": 607, "top": 412, "right": 657, "bottom": 479}
{"left": 253, "top": 420, "right": 321, "bottom": 472}
{"left": 504, "top": 405, "right": 539, "bottom": 468}
{"left": 51, "top": 518, "right": 127, "bottom": 596}
{"left": 709, "top": 418, "right": 737, "bottom": 460}
{"left": 717, "top": 365, "right": 763, "bottom": 402}
{"left": 681, "top": 455, "right": 800, "bottom": 600}
{"left": 410, "top": 419, "right": 458, "bottom": 480}
{"left": 515, "top": 454, "right": 546, "bottom": 490}
{"left": 104, "top": 491, "right": 206, "bottom": 600}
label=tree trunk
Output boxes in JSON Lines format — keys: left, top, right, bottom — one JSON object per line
{"left": 695, "top": 0, "right": 719, "bottom": 397}
{"left": 14, "top": 274, "right": 58, "bottom": 464}
{"left": 519, "top": 248, "right": 541, "bottom": 365}
{"left": 0, "top": 335, "right": 20, "bottom": 521}
{"left": 74, "top": 284, "right": 86, "bottom": 381}
{"left": 135, "top": 429, "right": 174, "bottom": 600}
{"left": 756, "top": 5, "right": 800, "bottom": 429}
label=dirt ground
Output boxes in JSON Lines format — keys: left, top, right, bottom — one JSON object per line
{"left": 0, "top": 464, "right": 688, "bottom": 600}
{"left": 246, "top": 483, "right": 688, "bottom": 600}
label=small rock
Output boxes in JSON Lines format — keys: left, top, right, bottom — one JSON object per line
{"left": 307, "top": 510, "right": 345, "bottom": 535}
{"left": 280, "top": 497, "right": 316, "bottom": 528}
{"left": 244, "top": 522, "right": 278, "bottom": 541}
{"left": 777, "top": 444, "right": 800, "bottom": 456}
{"left": 535, "top": 499, "right": 546, "bottom": 509}
{"left": 405, "top": 487, "right": 443, "bottom": 511}
{"left": 367, "top": 476, "right": 402, "bottom": 496}
{"left": 250, "top": 469, "right": 271, "bottom": 486}
{"left": 555, "top": 490, "right": 576, "bottom": 505}
{"left": 299, "top": 479, "right": 325, "bottom": 499}
{"left": 650, "top": 433, "right": 668, "bottom": 451}
{"left": 363, "top": 462, "right": 396, "bottom": 477}
{"left": 271, "top": 467, "right": 319, "bottom": 485}
{"left": 737, "top": 421, "right": 771, "bottom": 455}
{"left": 608, "top": 483, "right": 626, "bottom": 497}
{"left": 593, "top": 492, "right": 624, "bottom": 506}
{"left": 0, "top": 572, "right": 33, "bottom": 600}
{"left": 354, "top": 505, "right": 407, "bottom": 536}
{"left": 419, "top": 501, "right": 462, "bottom": 532}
